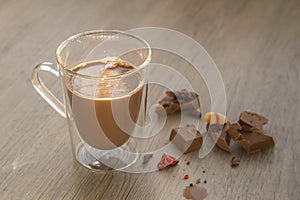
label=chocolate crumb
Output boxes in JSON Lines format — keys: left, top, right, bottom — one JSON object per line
{"left": 196, "top": 178, "right": 201, "bottom": 184}
{"left": 202, "top": 170, "right": 205, "bottom": 173}
{"left": 190, "top": 183, "right": 194, "bottom": 187}
{"left": 187, "top": 161, "right": 190, "bottom": 165}
{"left": 204, "top": 180, "right": 207, "bottom": 184}
{"left": 231, "top": 157, "right": 240, "bottom": 168}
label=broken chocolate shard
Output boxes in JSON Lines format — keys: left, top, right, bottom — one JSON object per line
{"left": 239, "top": 111, "right": 268, "bottom": 130}
{"left": 158, "top": 96, "right": 180, "bottom": 114}
{"left": 238, "top": 124, "right": 252, "bottom": 133}
{"left": 208, "top": 123, "right": 232, "bottom": 153}
{"left": 158, "top": 89, "right": 201, "bottom": 115}
{"left": 227, "top": 123, "right": 275, "bottom": 153}
{"left": 170, "top": 124, "right": 203, "bottom": 154}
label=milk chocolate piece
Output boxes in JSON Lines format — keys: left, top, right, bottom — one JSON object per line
{"left": 208, "top": 123, "right": 231, "bottom": 153}
{"left": 158, "top": 89, "right": 201, "bottom": 115}
{"left": 228, "top": 123, "right": 275, "bottom": 153}
{"left": 170, "top": 124, "right": 203, "bottom": 154}
{"left": 239, "top": 111, "right": 268, "bottom": 130}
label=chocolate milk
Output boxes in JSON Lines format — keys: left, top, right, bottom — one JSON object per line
{"left": 67, "top": 60, "right": 144, "bottom": 150}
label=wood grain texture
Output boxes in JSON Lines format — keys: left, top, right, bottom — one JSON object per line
{"left": 0, "top": 0, "right": 299, "bottom": 199}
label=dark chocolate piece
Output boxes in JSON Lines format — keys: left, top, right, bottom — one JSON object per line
{"left": 158, "top": 89, "right": 201, "bottom": 115}
{"left": 227, "top": 123, "right": 275, "bottom": 153}
{"left": 239, "top": 111, "right": 268, "bottom": 130}
{"left": 208, "top": 123, "right": 232, "bottom": 153}
{"left": 170, "top": 124, "right": 203, "bottom": 154}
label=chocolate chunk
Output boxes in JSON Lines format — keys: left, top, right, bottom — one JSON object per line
{"left": 208, "top": 123, "right": 231, "bottom": 153}
{"left": 158, "top": 96, "right": 180, "bottom": 114}
{"left": 170, "top": 124, "right": 203, "bottom": 154}
{"left": 227, "top": 123, "right": 275, "bottom": 153}
{"left": 158, "top": 89, "right": 201, "bottom": 115}
{"left": 239, "top": 111, "right": 268, "bottom": 130}
{"left": 231, "top": 157, "right": 240, "bottom": 167}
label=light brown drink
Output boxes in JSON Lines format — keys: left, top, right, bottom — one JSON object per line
{"left": 67, "top": 59, "right": 144, "bottom": 150}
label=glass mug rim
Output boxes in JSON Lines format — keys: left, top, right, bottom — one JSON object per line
{"left": 55, "top": 30, "right": 152, "bottom": 80}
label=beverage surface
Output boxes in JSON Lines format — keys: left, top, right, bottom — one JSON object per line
{"left": 68, "top": 59, "right": 142, "bottom": 99}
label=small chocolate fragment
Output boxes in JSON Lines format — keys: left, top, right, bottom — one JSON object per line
{"left": 239, "top": 111, "right": 268, "bottom": 130}
{"left": 158, "top": 89, "right": 201, "bottom": 115}
{"left": 208, "top": 123, "right": 231, "bottom": 153}
{"left": 158, "top": 96, "right": 180, "bottom": 114}
{"left": 170, "top": 124, "right": 203, "bottom": 154}
{"left": 183, "top": 184, "right": 208, "bottom": 200}
{"left": 196, "top": 178, "right": 201, "bottom": 184}
{"left": 142, "top": 153, "right": 153, "bottom": 165}
{"left": 227, "top": 123, "right": 275, "bottom": 153}
{"left": 231, "top": 157, "right": 240, "bottom": 168}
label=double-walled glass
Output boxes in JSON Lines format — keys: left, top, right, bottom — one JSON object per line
{"left": 32, "top": 31, "right": 151, "bottom": 171}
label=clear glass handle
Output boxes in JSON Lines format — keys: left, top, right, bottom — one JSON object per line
{"left": 31, "top": 62, "right": 66, "bottom": 118}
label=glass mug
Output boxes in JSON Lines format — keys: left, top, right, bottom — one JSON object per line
{"left": 32, "top": 30, "right": 151, "bottom": 171}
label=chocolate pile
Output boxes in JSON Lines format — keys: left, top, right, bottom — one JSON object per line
{"left": 206, "top": 111, "right": 275, "bottom": 153}
{"left": 157, "top": 89, "right": 275, "bottom": 154}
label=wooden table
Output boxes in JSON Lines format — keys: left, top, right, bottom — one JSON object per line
{"left": 1, "top": 0, "right": 299, "bottom": 199}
